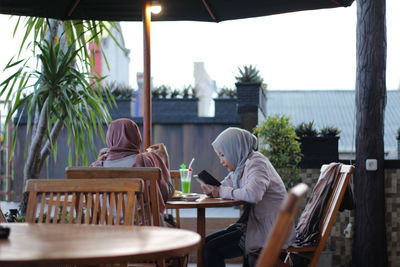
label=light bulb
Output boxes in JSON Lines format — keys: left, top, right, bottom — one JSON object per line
{"left": 150, "top": 3, "right": 162, "bottom": 14}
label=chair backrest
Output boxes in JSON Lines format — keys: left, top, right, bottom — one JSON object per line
{"left": 170, "top": 170, "right": 180, "bottom": 190}
{"left": 286, "top": 163, "right": 355, "bottom": 267}
{"left": 166, "top": 170, "right": 181, "bottom": 228}
{"left": 65, "top": 167, "right": 162, "bottom": 226}
{"left": 309, "top": 164, "right": 354, "bottom": 266}
{"left": 25, "top": 178, "right": 143, "bottom": 225}
{"left": 0, "top": 207, "right": 7, "bottom": 222}
{"left": 256, "top": 183, "right": 309, "bottom": 267}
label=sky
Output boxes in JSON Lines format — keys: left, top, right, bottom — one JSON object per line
{"left": 1, "top": 0, "right": 400, "bottom": 91}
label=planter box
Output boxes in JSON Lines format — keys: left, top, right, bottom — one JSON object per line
{"left": 300, "top": 136, "right": 339, "bottom": 167}
{"left": 235, "top": 82, "right": 266, "bottom": 116}
{"left": 152, "top": 98, "right": 198, "bottom": 121}
{"left": 214, "top": 98, "right": 239, "bottom": 120}
{"left": 108, "top": 98, "right": 135, "bottom": 119}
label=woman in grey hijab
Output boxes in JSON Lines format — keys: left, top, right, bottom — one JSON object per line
{"left": 202, "top": 127, "right": 290, "bottom": 267}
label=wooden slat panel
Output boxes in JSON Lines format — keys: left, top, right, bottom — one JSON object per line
{"left": 24, "top": 179, "right": 143, "bottom": 228}
{"left": 66, "top": 167, "right": 161, "bottom": 226}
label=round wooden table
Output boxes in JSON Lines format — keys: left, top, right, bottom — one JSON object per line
{"left": 0, "top": 223, "right": 201, "bottom": 267}
{"left": 166, "top": 196, "right": 246, "bottom": 267}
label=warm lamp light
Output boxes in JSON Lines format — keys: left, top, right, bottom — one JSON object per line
{"left": 150, "top": 1, "right": 162, "bottom": 14}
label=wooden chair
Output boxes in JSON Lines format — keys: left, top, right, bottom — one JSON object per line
{"left": 65, "top": 167, "right": 162, "bottom": 226}
{"left": 167, "top": 170, "right": 181, "bottom": 228}
{"left": 25, "top": 178, "right": 143, "bottom": 225}
{"left": 0, "top": 207, "right": 7, "bottom": 222}
{"left": 256, "top": 183, "right": 309, "bottom": 267}
{"left": 283, "top": 163, "right": 355, "bottom": 267}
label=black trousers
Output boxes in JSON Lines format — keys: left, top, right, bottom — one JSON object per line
{"left": 204, "top": 227, "right": 244, "bottom": 267}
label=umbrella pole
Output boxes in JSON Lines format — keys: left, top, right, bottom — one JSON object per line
{"left": 143, "top": 0, "right": 152, "bottom": 149}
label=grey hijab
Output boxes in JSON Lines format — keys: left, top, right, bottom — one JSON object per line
{"left": 212, "top": 127, "right": 257, "bottom": 187}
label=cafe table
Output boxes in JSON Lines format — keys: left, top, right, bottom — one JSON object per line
{"left": 0, "top": 223, "right": 201, "bottom": 267}
{"left": 166, "top": 195, "right": 246, "bottom": 267}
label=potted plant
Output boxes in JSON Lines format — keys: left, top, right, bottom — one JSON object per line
{"left": 214, "top": 87, "right": 239, "bottom": 119}
{"left": 295, "top": 122, "right": 340, "bottom": 167}
{"left": 152, "top": 85, "right": 198, "bottom": 120}
{"left": 170, "top": 89, "right": 181, "bottom": 98}
{"left": 254, "top": 114, "right": 302, "bottom": 188}
{"left": 152, "top": 86, "right": 162, "bottom": 99}
{"left": 103, "top": 81, "right": 136, "bottom": 119}
{"left": 158, "top": 84, "right": 171, "bottom": 99}
{"left": 182, "top": 85, "right": 193, "bottom": 98}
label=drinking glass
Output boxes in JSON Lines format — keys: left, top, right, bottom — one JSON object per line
{"left": 180, "top": 169, "right": 192, "bottom": 193}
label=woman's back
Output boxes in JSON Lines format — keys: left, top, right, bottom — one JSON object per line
{"left": 103, "top": 155, "right": 136, "bottom": 167}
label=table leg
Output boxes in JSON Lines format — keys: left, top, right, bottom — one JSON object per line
{"left": 197, "top": 208, "right": 205, "bottom": 267}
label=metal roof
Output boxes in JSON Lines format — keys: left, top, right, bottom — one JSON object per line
{"left": 266, "top": 90, "right": 400, "bottom": 158}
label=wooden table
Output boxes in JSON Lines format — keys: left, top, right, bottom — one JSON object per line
{"left": 166, "top": 196, "right": 245, "bottom": 267}
{"left": 0, "top": 223, "right": 201, "bottom": 267}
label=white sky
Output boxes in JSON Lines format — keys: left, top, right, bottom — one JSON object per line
{"left": 1, "top": 0, "right": 400, "bottom": 91}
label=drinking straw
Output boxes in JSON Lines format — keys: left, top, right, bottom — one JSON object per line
{"left": 188, "top": 158, "right": 195, "bottom": 169}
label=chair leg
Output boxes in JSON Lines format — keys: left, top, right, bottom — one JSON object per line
{"left": 175, "top": 209, "right": 180, "bottom": 228}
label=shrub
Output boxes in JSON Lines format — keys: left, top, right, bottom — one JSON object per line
{"left": 254, "top": 114, "right": 303, "bottom": 188}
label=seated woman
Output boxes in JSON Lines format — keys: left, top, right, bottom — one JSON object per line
{"left": 201, "top": 127, "right": 293, "bottom": 267}
{"left": 91, "top": 118, "right": 174, "bottom": 212}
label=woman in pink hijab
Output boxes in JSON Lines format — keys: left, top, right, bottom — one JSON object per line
{"left": 91, "top": 118, "right": 174, "bottom": 211}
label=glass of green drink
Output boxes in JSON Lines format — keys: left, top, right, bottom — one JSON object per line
{"left": 180, "top": 169, "right": 192, "bottom": 193}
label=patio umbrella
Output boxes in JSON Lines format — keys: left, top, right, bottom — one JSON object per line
{"left": 0, "top": 0, "right": 354, "bottom": 22}
{"left": 0, "top": 0, "right": 354, "bottom": 148}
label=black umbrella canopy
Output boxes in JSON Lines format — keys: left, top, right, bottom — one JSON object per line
{"left": 0, "top": 0, "right": 354, "bottom": 22}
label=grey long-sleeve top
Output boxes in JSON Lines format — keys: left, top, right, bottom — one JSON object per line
{"left": 219, "top": 151, "right": 294, "bottom": 254}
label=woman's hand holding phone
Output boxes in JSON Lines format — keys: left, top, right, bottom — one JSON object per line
{"left": 200, "top": 184, "right": 220, "bottom": 198}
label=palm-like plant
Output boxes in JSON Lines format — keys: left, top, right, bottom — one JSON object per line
{"left": 1, "top": 17, "right": 122, "bottom": 213}
{"left": 1, "top": 39, "right": 111, "bottom": 181}
{"left": 235, "top": 65, "right": 264, "bottom": 83}
{"left": 13, "top": 17, "right": 122, "bottom": 69}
